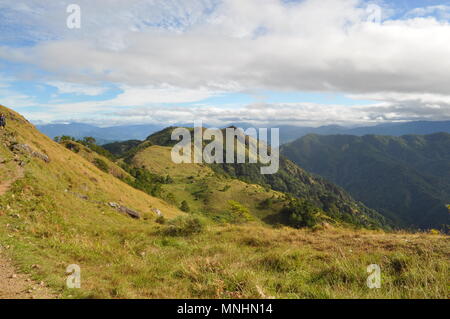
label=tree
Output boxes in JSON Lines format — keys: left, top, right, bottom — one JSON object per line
{"left": 60, "top": 135, "right": 75, "bottom": 141}
{"left": 281, "top": 198, "right": 319, "bottom": 228}
{"left": 228, "top": 200, "right": 253, "bottom": 223}
{"left": 83, "top": 136, "right": 96, "bottom": 145}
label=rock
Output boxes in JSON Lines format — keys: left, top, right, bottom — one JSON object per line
{"left": 32, "top": 151, "right": 50, "bottom": 163}
{"left": 10, "top": 274, "right": 17, "bottom": 279}
{"left": 108, "top": 202, "right": 140, "bottom": 219}
{"left": 10, "top": 143, "right": 50, "bottom": 163}
{"left": 152, "top": 208, "right": 163, "bottom": 217}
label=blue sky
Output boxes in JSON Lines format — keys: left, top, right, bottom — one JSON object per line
{"left": 1, "top": 0, "right": 450, "bottom": 126}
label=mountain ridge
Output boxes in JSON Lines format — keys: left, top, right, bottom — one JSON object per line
{"left": 36, "top": 120, "right": 450, "bottom": 145}
{"left": 280, "top": 133, "right": 450, "bottom": 230}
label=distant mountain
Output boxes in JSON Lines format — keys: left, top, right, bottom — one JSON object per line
{"left": 281, "top": 133, "right": 450, "bottom": 230}
{"left": 36, "top": 123, "right": 165, "bottom": 144}
{"left": 36, "top": 122, "right": 98, "bottom": 139}
{"left": 271, "top": 121, "right": 450, "bottom": 144}
{"left": 36, "top": 120, "right": 450, "bottom": 145}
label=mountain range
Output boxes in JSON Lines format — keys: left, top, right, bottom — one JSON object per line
{"left": 281, "top": 133, "right": 450, "bottom": 230}
{"left": 36, "top": 120, "right": 450, "bottom": 145}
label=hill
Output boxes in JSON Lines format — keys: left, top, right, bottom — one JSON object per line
{"left": 281, "top": 134, "right": 450, "bottom": 230}
{"left": 129, "top": 127, "right": 391, "bottom": 229}
{"left": 0, "top": 105, "right": 448, "bottom": 299}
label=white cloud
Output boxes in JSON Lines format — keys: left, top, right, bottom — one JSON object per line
{"left": 2, "top": 0, "right": 450, "bottom": 94}
{"left": 406, "top": 5, "right": 450, "bottom": 20}
{"left": 112, "top": 85, "right": 220, "bottom": 105}
{"left": 1, "top": 0, "right": 450, "bottom": 125}
{"left": 48, "top": 81, "right": 108, "bottom": 96}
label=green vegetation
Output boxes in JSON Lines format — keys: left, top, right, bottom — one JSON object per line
{"left": 281, "top": 198, "right": 320, "bottom": 228}
{"left": 93, "top": 158, "right": 109, "bottom": 172}
{"left": 162, "top": 216, "right": 205, "bottom": 236}
{"left": 281, "top": 134, "right": 450, "bottom": 230}
{"left": 180, "top": 200, "right": 190, "bottom": 212}
{"left": 0, "top": 105, "right": 448, "bottom": 299}
{"left": 102, "top": 140, "right": 142, "bottom": 158}
{"left": 227, "top": 200, "right": 254, "bottom": 223}
{"left": 138, "top": 127, "right": 389, "bottom": 229}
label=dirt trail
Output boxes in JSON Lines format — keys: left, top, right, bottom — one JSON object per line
{"left": 0, "top": 254, "right": 56, "bottom": 299}
{"left": 0, "top": 165, "right": 57, "bottom": 299}
{"left": 0, "top": 165, "right": 24, "bottom": 196}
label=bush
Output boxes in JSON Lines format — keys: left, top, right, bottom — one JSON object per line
{"left": 429, "top": 229, "right": 440, "bottom": 235}
{"left": 258, "top": 198, "right": 273, "bottom": 209}
{"left": 180, "top": 200, "right": 190, "bottom": 212}
{"left": 165, "top": 192, "right": 177, "bottom": 205}
{"left": 228, "top": 200, "right": 253, "bottom": 224}
{"left": 64, "top": 141, "right": 80, "bottom": 153}
{"left": 281, "top": 198, "right": 319, "bottom": 228}
{"left": 155, "top": 216, "right": 166, "bottom": 224}
{"left": 126, "top": 168, "right": 166, "bottom": 197}
{"left": 163, "top": 216, "right": 204, "bottom": 236}
{"left": 93, "top": 158, "right": 109, "bottom": 172}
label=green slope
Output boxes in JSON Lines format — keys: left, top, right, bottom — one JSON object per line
{"left": 281, "top": 134, "right": 450, "bottom": 230}
{"left": 122, "top": 127, "right": 391, "bottom": 229}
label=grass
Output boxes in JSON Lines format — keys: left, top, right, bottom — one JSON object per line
{"left": 1, "top": 176, "right": 448, "bottom": 299}
{"left": 131, "top": 145, "right": 287, "bottom": 222}
{"left": 0, "top": 104, "right": 449, "bottom": 299}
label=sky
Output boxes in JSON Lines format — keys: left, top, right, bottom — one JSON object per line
{"left": 0, "top": 0, "right": 450, "bottom": 127}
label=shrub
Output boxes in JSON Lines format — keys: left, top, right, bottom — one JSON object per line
{"left": 429, "top": 229, "right": 440, "bottom": 235}
{"left": 165, "top": 192, "right": 177, "bottom": 205}
{"left": 93, "top": 158, "right": 109, "bottom": 172}
{"left": 163, "top": 216, "right": 204, "bottom": 236}
{"left": 155, "top": 216, "right": 166, "bottom": 224}
{"left": 228, "top": 200, "right": 253, "bottom": 224}
{"left": 280, "top": 198, "right": 319, "bottom": 228}
{"left": 258, "top": 198, "right": 273, "bottom": 209}
{"left": 64, "top": 141, "right": 80, "bottom": 153}
{"left": 127, "top": 168, "right": 165, "bottom": 197}
{"left": 180, "top": 200, "right": 190, "bottom": 212}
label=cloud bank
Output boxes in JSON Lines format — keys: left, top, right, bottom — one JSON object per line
{"left": 0, "top": 0, "right": 449, "bottom": 125}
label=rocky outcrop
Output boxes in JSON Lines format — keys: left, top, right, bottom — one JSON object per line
{"left": 108, "top": 202, "right": 140, "bottom": 219}
{"left": 10, "top": 143, "right": 50, "bottom": 163}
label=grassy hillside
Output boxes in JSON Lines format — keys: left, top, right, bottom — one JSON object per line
{"left": 128, "top": 145, "right": 288, "bottom": 223}
{"left": 0, "top": 105, "right": 448, "bottom": 299}
{"left": 59, "top": 139, "right": 132, "bottom": 181}
{"left": 139, "top": 127, "right": 390, "bottom": 229}
{"left": 281, "top": 134, "right": 450, "bottom": 230}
